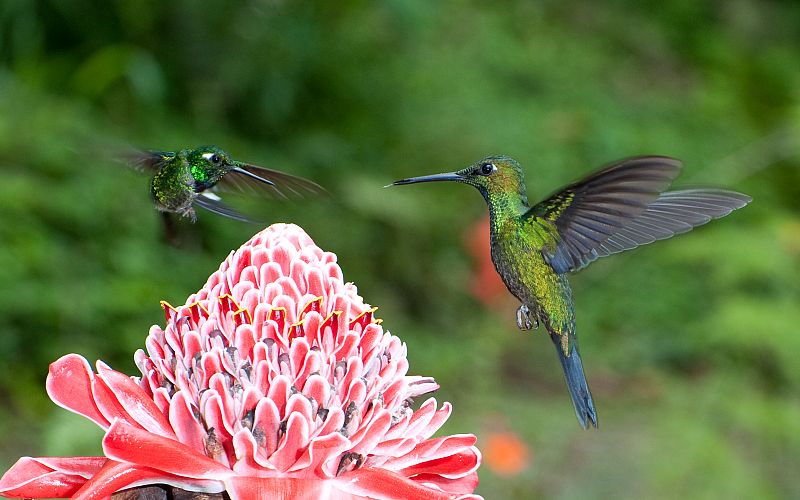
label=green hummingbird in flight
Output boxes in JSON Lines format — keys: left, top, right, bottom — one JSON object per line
{"left": 129, "top": 145, "right": 326, "bottom": 223}
{"left": 391, "top": 156, "right": 750, "bottom": 428}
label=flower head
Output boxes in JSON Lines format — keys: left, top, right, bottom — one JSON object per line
{"left": 0, "top": 224, "right": 481, "bottom": 499}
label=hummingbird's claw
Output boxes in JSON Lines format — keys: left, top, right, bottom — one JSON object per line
{"left": 516, "top": 304, "right": 538, "bottom": 331}
{"left": 179, "top": 206, "right": 197, "bottom": 223}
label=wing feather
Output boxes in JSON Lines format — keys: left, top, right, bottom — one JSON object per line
{"left": 125, "top": 151, "right": 175, "bottom": 172}
{"left": 194, "top": 193, "right": 253, "bottom": 223}
{"left": 218, "top": 164, "right": 327, "bottom": 201}
{"left": 528, "top": 157, "right": 750, "bottom": 273}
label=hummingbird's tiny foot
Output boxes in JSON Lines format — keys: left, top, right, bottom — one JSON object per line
{"left": 182, "top": 207, "right": 197, "bottom": 223}
{"left": 516, "top": 304, "right": 538, "bottom": 330}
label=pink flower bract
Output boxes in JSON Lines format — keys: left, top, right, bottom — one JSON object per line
{"left": 0, "top": 224, "right": 481, "bottom": 499}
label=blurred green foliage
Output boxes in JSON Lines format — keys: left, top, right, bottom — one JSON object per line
{"left": 1, "top": 1, "right": 799, "bottom": 498}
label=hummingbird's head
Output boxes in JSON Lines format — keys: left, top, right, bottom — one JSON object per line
{"left": 187, "top": 146, "right": 235, "bottom": 188}
{"left": 391, "top": 155, "right": 529, "bottom": 207}
{"left": 185, "top": 146, "right": 275, "bottom": 191}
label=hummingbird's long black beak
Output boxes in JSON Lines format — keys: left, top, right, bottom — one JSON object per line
{"left": 232, "top": 166, "right": 276, "bottom": 186}
{"left": 388, "top": 172, "right": 463, "bottom": 187}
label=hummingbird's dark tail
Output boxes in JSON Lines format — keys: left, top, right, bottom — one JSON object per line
{"left": 551, "top": 333, "right": 598, "bottom": 429}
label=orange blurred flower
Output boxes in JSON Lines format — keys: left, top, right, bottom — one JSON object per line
{"left": 463, "top": 216, "right": 508, "bottom": 306}
{"left": 481, "top": 430, "right": 531, "bottom": 477}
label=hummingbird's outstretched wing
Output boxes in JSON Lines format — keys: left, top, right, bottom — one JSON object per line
{"left": 527, "top": 157, "right": 750, "bottom": 274}
{"left": 124, "top": 151, "right": 176, "bottom": 172}
{"left": 194, "top": 192, "right": 253, "bottom": 223}
{"left": 219, "top": 164, "right": 328, "bottom": 201}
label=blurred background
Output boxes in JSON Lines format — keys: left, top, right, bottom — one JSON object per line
{"left": 0, "top": 1, "right": 798, "bottom": 498}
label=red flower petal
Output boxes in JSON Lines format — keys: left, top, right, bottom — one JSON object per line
{"left": 168, "top": 390, "right": 207, "bottom": 453}
{"left": 252, "top": 397, "right": 281, "bottom": 456}
{"left": 91, "top": 376, "right": 145, "bottom": 432}
{"left": 384, "top": 435, "right": 478, "bottom": 470}
{"left": 70, "top": 461, "right": 156, "bottom": 500}
{"left": 405, "top": 376, "right": 440, "bottom": 398}
{"left": 338, "top": 467, "right": 456, "bottom": 500}
{"left": 349, "top": 409, "right": 392, "bottom": 455}
{"left": 391, "top": 398, "right": 437, "bottom": 439}
{"left": 266, "top": 374, "right": 291, "bottom": 415}
{"left": 301, "top": 374, "right": 330, "bottom": 412}
{"left": 401, "top": 450, "right": 481, "bottom": 478}
{"left": 46, "top": 354, "right": 110, "bottom": 429}
{"left": 285, "top": 394, "right": 314, "bottom": 427}
{"left": 231, "top": 429, "right": 276, "bottom": 474}
{"left": 287, "top": 432, "right": 350, "bottom": 476}
{"left": 419, "top": 403, "right": 453, "bottom": 440}
{"left": 269, "top": 413, "right": 309, "bottom": 472}
{"left": 202, "top": 392, "right": 230, "bottom": 442}
{"left": 102, "top": 420, "right": 232, "bottom": 480}
{"left": 316, "top": 405, "right": 345, "bottom": 437}
{"left": 0, "top": 457, "right": 104, "bottom": 498}
{"left": 71, "top": 460, "right": 224, "bottom": 500}
{"left": 371, "top": 437, "right": 418, "bottom": 459}
{"left": 95, "top": 362, "right": 175, "bottom": 438}
{"left": 224, "top": 476, "right": 356, "bottom": 500}
{"left": 305, "top": 267, "right": 327, "bottom": 298}
{"left": 412, "top": 472, "right": 481, "bottom": 497}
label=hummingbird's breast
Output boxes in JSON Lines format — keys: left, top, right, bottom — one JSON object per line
{"left": 151, "top": 158, "right": 195, "bottom": 212}
{"left": 490, "top": 219, "right": 575, "bottom": 336}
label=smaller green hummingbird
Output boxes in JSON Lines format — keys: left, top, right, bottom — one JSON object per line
{"left": 129, "top": 145, "right": 326, "bottom": 222}
{"left": 391, "top": 156, "right": 750, "bottom": 429}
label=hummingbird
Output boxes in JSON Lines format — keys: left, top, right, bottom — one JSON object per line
{"left": 129, "top": 145, "right": 326, "bottom": 223}
{"left": 391, "top": 156, "right": 750, "bottom": 429}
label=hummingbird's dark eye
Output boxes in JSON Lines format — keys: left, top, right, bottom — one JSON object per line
{"left": 209, "top": 154, "right": 221, "bottom": 164}
{"left": 479, "top": 163, "right": 497, "bottom": 176}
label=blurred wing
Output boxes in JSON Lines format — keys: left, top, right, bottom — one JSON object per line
{"left": 528, "top": 157, "right": 750, "bottom": 273}
{"left": 194, "top": 192, "right": 254, "bottom": 223}
{"left": 219, "top": 164, "right": 328, "bottom": 201}
{"left": 585, "top": 189, "right": 751, "bottom": 262}
{"left": 124, "top": 151, "right": 175, "bottom": 172}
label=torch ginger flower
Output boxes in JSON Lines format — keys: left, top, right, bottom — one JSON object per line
{"left": 0, "top": 224, "right": 481, "bottom": 499}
